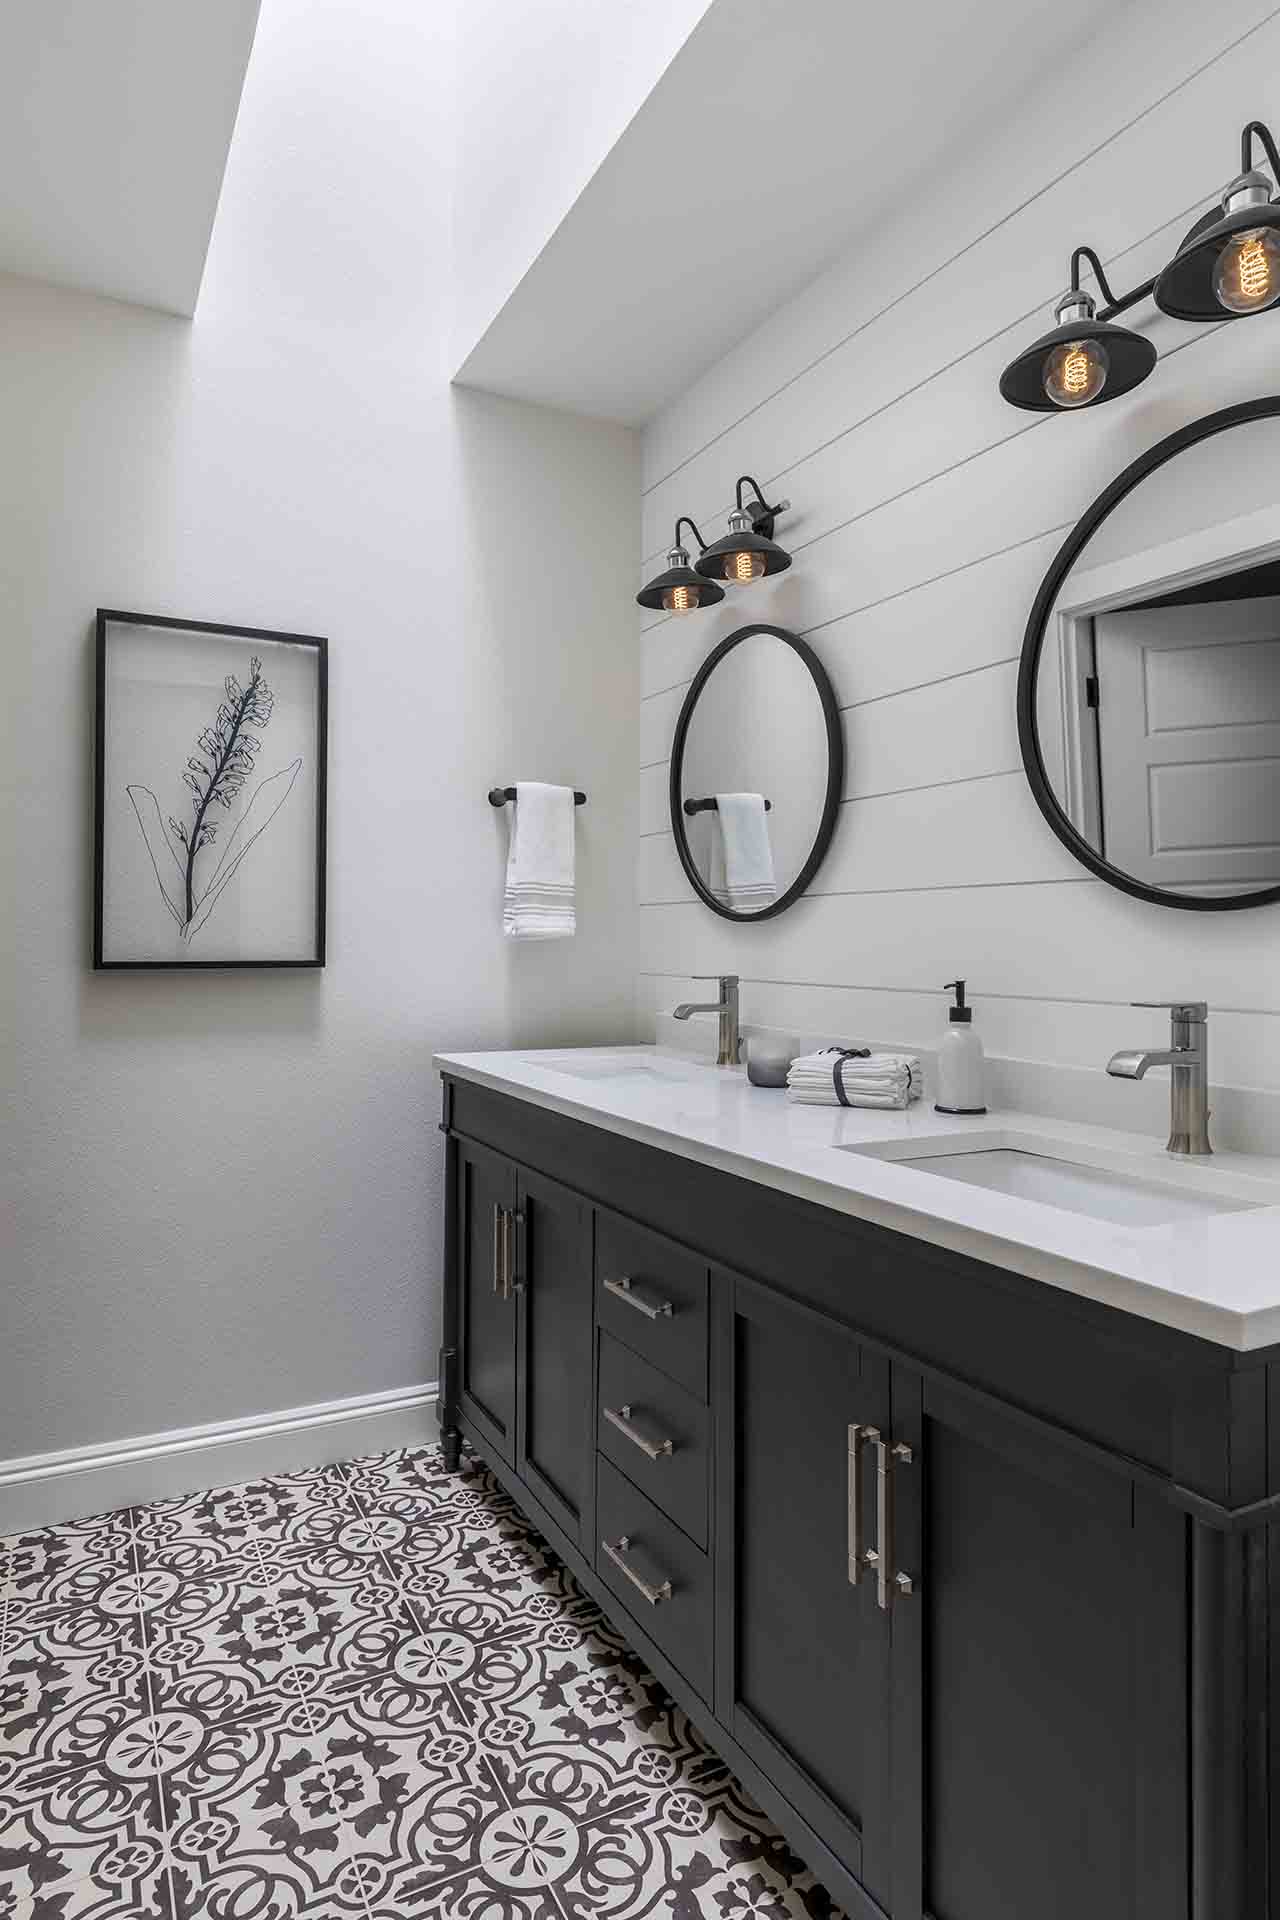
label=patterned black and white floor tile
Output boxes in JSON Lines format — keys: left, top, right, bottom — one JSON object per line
{"left": 0, "top": 1446, "right": 841, "bottom": 1920}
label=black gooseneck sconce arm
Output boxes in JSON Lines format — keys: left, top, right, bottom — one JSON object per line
{"left": 1001, "top": 117, "right": 1280, "bottom": 412}
{"left": 1067, "top": 244, "right": 1151, "bottom": 323}
{"left": 675, "top": 515, "right": 712, "bottom": 554}
{"left": 734, "top": 476, "right": 791, "bottom": 542}
{"left": 1240, "top": 118, "right": 1280, "bottom": 182}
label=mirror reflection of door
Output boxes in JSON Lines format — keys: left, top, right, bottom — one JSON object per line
{"left": 1085, "top": 573, "right": 1280, "bottom": 895}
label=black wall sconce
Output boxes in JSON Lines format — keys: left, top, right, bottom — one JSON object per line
{"left": 636, "top": 478, "right": 793, "bottom": 612}
{"left": 636, "top": 518, "right": 727, "bottom": 614}
{"left": 1000, "top": 118, "right": 1280, "bottom": 414}
{"left": 695, "top": 476, "right": 793, "bottom": 585}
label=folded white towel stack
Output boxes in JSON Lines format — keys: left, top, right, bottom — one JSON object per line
{"left": 712, "top": 793, "right": 775, "bottom": 912}
{"left": 502, "top": 783, "right": 576, "bottom": 940}
{"left": 787, "top": 1047, "right": 922, "bottom": 1109}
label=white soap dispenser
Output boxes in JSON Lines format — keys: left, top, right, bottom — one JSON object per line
{"left": 935, "top": 980, "right": 987, "bottom": 1115}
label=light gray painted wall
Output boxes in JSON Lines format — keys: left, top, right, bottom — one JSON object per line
{"left": 1, "top": 0, "right": 640, "bottom": 1463}
{"left": 634, "top": 0, "right": 1280, "bottom": 1132}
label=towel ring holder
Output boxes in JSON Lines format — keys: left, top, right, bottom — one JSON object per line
{"left": 668, "top": 623, "right": 844, "bottom": 923}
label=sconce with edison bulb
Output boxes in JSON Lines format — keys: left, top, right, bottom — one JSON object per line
{"left": 694, "top": 477, "right": 793, "bottom": 585}
{"left": 636, "top": 518, "right": 727, "bottom": 614}
{"left": 999, "top": 251, "right": 1157, "bottom": 414}
{"left": 1001, "top": 120, "right": 1280, "bottom": 415}
{"left": 1156, "top": 121, "right": 1280, "bottom": 320}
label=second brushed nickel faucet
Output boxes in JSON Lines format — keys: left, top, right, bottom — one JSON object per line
{"left": 1107, "top": 1001, "right": 1212, "bottom": 1156}
{"left": 673, "top": 974, "right": 741, "bottom": 1067}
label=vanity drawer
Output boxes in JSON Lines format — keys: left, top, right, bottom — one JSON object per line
{"left": 595, "top": 1457, "right": 712, "bottom": 1702}
{"left": 597, "top": 1335, "right": 709, "bottom": 1548}
{"left": 595, "top": 1211, "right": 708, "bottom": 1399}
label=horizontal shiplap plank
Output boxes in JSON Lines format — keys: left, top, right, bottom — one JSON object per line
{"left": 641, "top": 3, "right": 1280, "bottom": 502}
{"left": 636, "top": 879, "right": 1280, "bottom": 1017}
{"left": 641, "top": 524, "right": 1064, "bottom": 705}
{"left": 634, "top": 974, "right": 1280, "bottom": 1094}
{"left": 637, "top": 772, "right": 1082, "bottom": 905}
{"left": 640, "top": 308, "right": 1279, "bottom": 656}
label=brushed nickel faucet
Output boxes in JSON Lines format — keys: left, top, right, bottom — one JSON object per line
{"left": 673, "top": 974, "right": 741, "bottom": 1067}
{"left": 1107, "top": 1001, "right": 1212, "bottom": 1156}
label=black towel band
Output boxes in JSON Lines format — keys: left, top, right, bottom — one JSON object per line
{"left": 830, "top": 1046, "right": 872, "bottom": 1107}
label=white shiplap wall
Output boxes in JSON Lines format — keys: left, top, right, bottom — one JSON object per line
{"left": 634, "top": 0, "right": 1280, "bottom": 1142}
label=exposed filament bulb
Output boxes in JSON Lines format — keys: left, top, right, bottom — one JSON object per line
{"left": 725, "top": 549, "right": 767, "bottom": 583}
{"left": 1214, "top": 225, "right": 1280, "bottom": 313}
{"left": 663, "top": 582, "right": 699, "bottom": 613}
{"left": 1043, "top": 335, "right": 1109, "bottom": 408}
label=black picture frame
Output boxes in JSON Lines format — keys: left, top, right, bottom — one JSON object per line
{"left": 93, "top": 608, "right": 328, "bottom": 968}
{"left": 1018, "top": 395, "right": 1280, "bottom": 913}
{"left": 668, "top": 622, "right": 844, "bottom": 922}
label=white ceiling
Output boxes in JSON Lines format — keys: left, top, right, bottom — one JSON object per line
{"left": 454, "top": 0, "right": 1122, "bottom": 425}
{"left": 0, "top": 0, "right": 260, "bottom": 316}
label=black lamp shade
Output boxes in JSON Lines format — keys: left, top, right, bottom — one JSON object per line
{"left": 636, "top": 561, "right": 726, "bottom": 612}
{"left": 999, "top": 317, "right": 1157, "bottom": 413}
{"left": 694, "top": 528, "right": 792, "bottom": 581}
{"left": 1154, "top": 198, "right": 1280, "bottom": 320}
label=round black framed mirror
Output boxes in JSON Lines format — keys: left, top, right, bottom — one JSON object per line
{"left": 1019, "top": 395, "right": 1280, "bottom": 911}
{"left": 669, "top": 623, "right": 844, "bottom": 921}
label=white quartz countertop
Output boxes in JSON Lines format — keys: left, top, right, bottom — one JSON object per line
{"left": 434, "top": 1045, "right": 1280, "bottom": 1352}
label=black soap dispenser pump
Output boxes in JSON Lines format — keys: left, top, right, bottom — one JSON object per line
{"left": 935, "top": 980, "right": 987, "bottom": 1115}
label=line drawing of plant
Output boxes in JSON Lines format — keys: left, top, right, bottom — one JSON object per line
{"left": 125, "top": 655, "right": 302, "bottom": 943}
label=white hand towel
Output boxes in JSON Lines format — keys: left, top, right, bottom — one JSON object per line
{"left": 787, "top": 1048, "right": 922, "bottom": 1109}
{"left": 713, "top": 793, "right": 775, "bottom": 911}
{"left": 503, "top": 783, "right": 576, "bottom": 940}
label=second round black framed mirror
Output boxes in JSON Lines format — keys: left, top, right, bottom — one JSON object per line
{"left": 669, "top": 622, "right": 844, "bottom": 921}
{"left": 1019, "top": 395, "right": 1280, "bottom": 911}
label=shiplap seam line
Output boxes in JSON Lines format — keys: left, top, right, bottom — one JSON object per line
{"left": 640, "top": 4, "right": 1280, "bottom": 505}
{"left": 638, "top": 320, "right": 1225, "bottom": 644}
{"left": 639, "top": 875, "right": 1097, "bottom": 908}
{"left": 635, "top": 971, "right": 1280, "bottom": 1022}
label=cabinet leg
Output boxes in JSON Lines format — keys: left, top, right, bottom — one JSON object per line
{"left": 436, "top": 1343, "right": 463, "bottom": 1474}
{"left": 440, "top": 1425, "right": 463, "bottom": 1475}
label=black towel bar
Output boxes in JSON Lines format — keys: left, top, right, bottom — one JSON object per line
{"left": 683, "top": 795, "right": 772, "bottom": 815}
{"left": 489, "top": 786, "right": 586, "bottom": 807}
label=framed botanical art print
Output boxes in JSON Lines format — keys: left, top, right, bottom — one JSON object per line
{"left": 94, "top": 610, "right": 327, "bottom": 968}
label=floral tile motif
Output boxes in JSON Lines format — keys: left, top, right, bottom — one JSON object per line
{"left": 0, "top": 1514, "right": 137, "bottom": 1613}
{"left": 0, "top": 1760, "right": 169, "bottom": 1916}
{"left": 0, "top": 1446, "right": 840, "bottom": 1920}
{"left": 0, "top": 1613, "right": 150, "bottom": 1781}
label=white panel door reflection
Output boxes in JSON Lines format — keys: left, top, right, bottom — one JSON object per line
{"left": 1093, "top": 596, "right": 1280, "bottom": 894}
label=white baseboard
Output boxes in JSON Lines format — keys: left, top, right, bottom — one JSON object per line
{"left": 0, "top": 1381, "right": 439, "bottom": 1536}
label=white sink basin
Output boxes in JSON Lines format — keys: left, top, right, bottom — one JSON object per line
{"left": 521, "top": 1048, "right": 720, "bottom": 1086}
{"left": 840, "top": 1129, "right": 1280, "bottom": 1228}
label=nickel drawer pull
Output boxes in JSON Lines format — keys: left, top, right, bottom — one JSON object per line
{"left": 847, "top": 1422, "right": 876, "bottom": 1586}
{"left": 602, "top": 1275, "right": 674, "bottom": 1320}
{"left": 604, "top": 1403, "right": 675, "bottom": 1461}
{"left": 858, "top": 1430, "right": 915, "bottom": 1611}
{"left": 601, "top": 1534, "right": 672, "bottom": 1607}
{"left": 492, "top": 1204, "right": 506, "bottom": 1298}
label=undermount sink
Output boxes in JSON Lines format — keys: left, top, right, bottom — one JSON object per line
{"left": 522, "top": 1048, "right": 718, "bottom": 1085}
{"left": 840, "top": 1129, "right": 1280, "bottom": 1228}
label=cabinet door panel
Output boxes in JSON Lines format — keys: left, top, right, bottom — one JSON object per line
{"left": 901, "top": 1372, "right": 1188, "bottom": 1920}
{"left": 716, "top": 1272, "right": 892, "bottom": 1902}
{"left": 458, "top": 1142, "right": 517, "bottom": 1464}
{"left": 516, "top": 1168, "right": 594, "bottom": 1545}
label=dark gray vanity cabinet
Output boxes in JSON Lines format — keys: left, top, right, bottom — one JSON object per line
{"left": 439, "top": 1075, "right": 1275, "bottom": 1920}
{"left": 890, "top": 1371, "right": 1189, "bottom": 1920}
{"left": 513, "top": 1166, "right": 594, "bottom": 1545}
{"left": 714, "top": 1271, "right": 893, "bottom": 1906}
{"left": 455, "top": 1139, "right": 517, "bottom": 1465}
{"left": 452, "top": 1139, "right": 593, "bottom": 1545}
